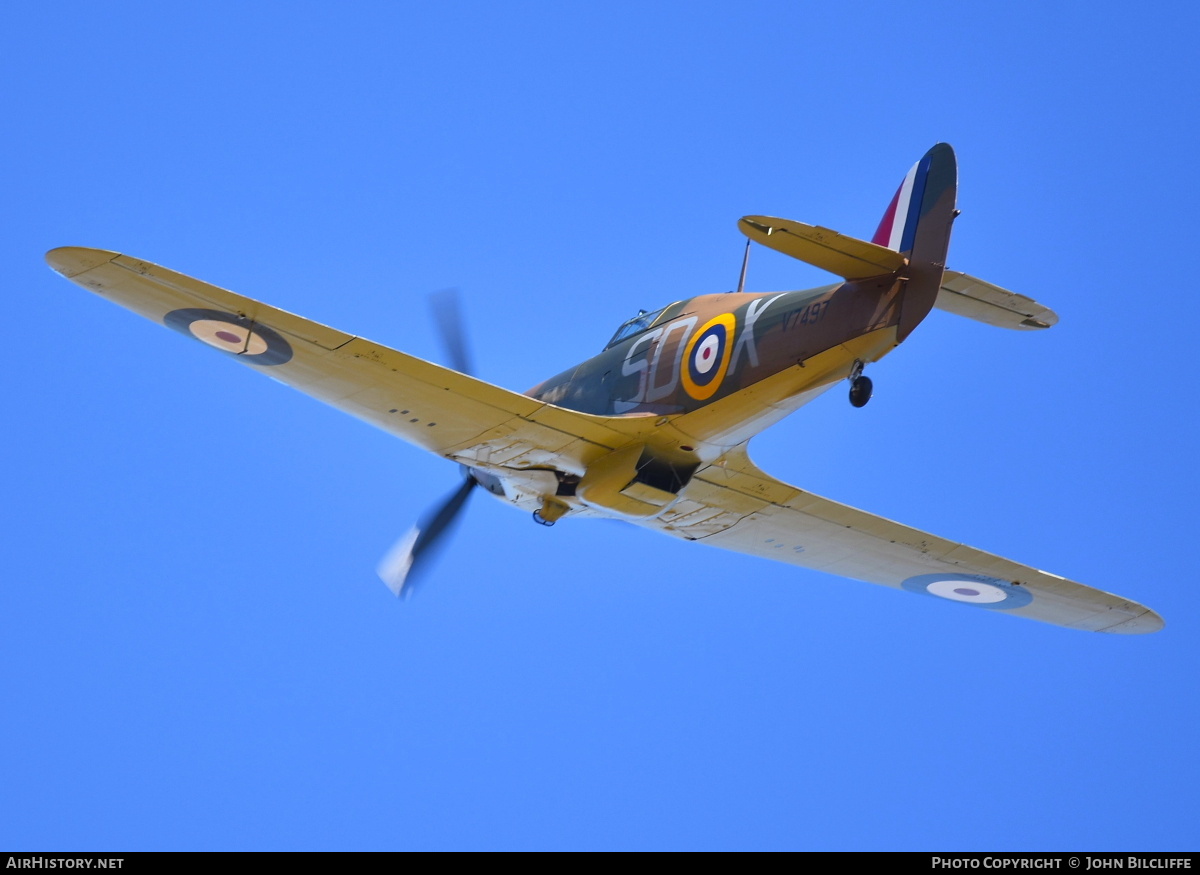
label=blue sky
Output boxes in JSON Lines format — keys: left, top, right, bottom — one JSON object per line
{"left": 4, "top": 1, "right": 1198, "bottom": 850}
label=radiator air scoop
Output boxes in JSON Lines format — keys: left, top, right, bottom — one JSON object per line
{"left": 577, "top": 444, "right": 698, "bottom": 519}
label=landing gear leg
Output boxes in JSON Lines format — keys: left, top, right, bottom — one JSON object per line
{"left": 848, "top": 360, "right": 873, "bottom": 408}
{"left": 533, "top": 498, "right": 570, "bottom": 527}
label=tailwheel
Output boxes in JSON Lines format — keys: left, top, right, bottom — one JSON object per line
{"left": 849, "top": 375, "right": 873, "bottom": 408}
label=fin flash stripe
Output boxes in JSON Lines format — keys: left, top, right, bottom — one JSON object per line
{"left": 872, "top": 152, "right": 934, "bottom": 255}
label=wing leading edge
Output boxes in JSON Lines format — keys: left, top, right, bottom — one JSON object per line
{"left": 45, "top": 247, "right": 653, "bottom": 471}
{"left": 647, "top": 444, "right": 1162, "bottom": 634}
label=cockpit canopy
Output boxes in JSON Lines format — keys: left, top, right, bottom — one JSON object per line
{"left": 605, "top": 306, "right": 666, "bottom": 349}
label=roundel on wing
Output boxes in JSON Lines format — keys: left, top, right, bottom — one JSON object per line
{"left": 901, "top": 573, "right": 1033, "bottom": 611}
{"left": 163, "top": 308, "right": 293, "bottom": 366}
{"left": 681, "top": 313, "right": 736, "bottom": 401}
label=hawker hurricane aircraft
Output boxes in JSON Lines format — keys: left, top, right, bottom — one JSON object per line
{"left": 46, "top": 144, "right": 1163, "bottom": 633}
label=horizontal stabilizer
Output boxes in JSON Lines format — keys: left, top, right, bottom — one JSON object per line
{"left": 738, "top": 216, "right": 907, "bottom": 280}
{"left": 936, "top": 271, "right": 1058, "bottom": 330}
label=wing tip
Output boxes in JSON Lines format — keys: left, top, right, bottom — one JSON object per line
{"left": 1097, "top": 607, "right": 1165, "bottom": 635}
{"left": 45, "top": 246, "right": 120, "bottom": 278}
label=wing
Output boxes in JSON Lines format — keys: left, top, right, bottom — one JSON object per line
{"left": 46, "top": 247, "right": 648, "bottom": 470}
{"left": 645, "top": 443, "right": 1162, "bottom": 633}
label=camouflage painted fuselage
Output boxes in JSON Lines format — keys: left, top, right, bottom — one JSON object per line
{"left": 526, "top": 140, "right": 958, "bottom": 457}
{"left": 529, "top": 276, "right": 908, "bottom": 430}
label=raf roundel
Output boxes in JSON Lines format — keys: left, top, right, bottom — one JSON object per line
{"left": 163, "top": 308, "right": 293, "bottom": 366}
{"left": 901, "top": 573, "right": 1033, "bottom": 611}
{"left": 681, "top": 313, "right": 736, "bottom": 401}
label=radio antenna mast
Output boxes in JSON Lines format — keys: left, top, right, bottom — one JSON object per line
{"left": 735, "top": 239, "right": 751, "bottom": 293}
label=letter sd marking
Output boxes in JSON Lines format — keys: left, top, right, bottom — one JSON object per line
{"left": 901, "top": 573, "right": 1033, "bottom": 610}
{"left": 645, "top": 316, "right": 696, "bottom": 402}
{"left": 164, "top": 308, "right": 293, "bottom": 366}
{"left": 681, "top": 313, "right": 735, "bottom": 401}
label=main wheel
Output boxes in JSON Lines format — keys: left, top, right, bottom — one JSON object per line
{"left": 849, "top": 375, "right": 873, "bottom": 408}
{"left": 533, "top": 510, "right": 557, "bottom": 527}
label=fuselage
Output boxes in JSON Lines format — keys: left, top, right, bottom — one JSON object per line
{"left": 471, "top": 275, "right": 915, "bottom": 520}
{"left": 530, "top": 275, "right": 906, "bottom": 423}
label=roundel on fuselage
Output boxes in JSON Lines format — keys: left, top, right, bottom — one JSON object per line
{"left": 681, "top": 313, "right": 736, "bottom": 401}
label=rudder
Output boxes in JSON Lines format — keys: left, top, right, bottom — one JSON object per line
{"left": 875, "top": 144, "right": 958, "bottom": 340}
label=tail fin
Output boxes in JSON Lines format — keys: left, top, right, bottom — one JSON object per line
{"left": 871, "top": 155, "right": 928, "bottom": 254}
{"left": 872, "top": 143, "right": 957, "bottom": 257}
{"left": 737, "top": 144, "right": 958, "bottom": 339}
{"left": 877, "top": 144, "right": 958, "bottom": 339}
